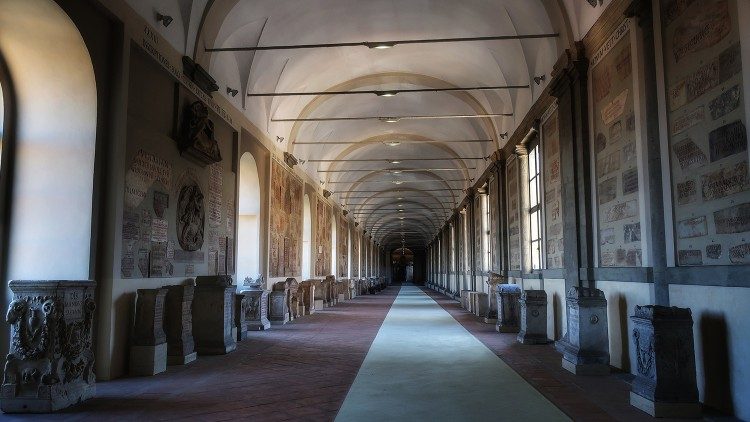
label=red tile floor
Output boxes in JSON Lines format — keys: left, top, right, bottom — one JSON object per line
{"left": 2, "top": 284, "right": 737, "bottom": 421}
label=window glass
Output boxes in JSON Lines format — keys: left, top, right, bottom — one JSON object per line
{"left": 528, "top": 144, "right": 543, "bottom": 270}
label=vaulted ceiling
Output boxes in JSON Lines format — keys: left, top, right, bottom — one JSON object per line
{"left": 128, "top": 0, "right": 611, "bottom": 250}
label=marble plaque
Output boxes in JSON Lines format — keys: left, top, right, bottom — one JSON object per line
{"left": 600, "top": 228, "right": 615, "bottom": 246}
{"left": 597, "top": 151, "right": 621, "bottom": 178}
{"left": 729, "top": 243, "right": 750, "bottom": 264}
{"left": 709, "top": 85, "right": 741, "bottom": 120}
{"left": 671, "top": 106, "right": 704, "bottom": 136}
{"left": 153, "top": 191, "right": 169, "bottom": 219}
{"left": 677, "top": 216, "right": 708, "bottom": 239}
{"left": 626, "top": 249, "right": 642, "bottom": 266}
{"left": 208, "top": 163, "right": 223, "bottom": 228}
{"left": 714, "top": 202, "right": 750, "bottom": 234}
{"left": 595, "top": 133, "right": 608, "bottom": 155}
{"left": 601, "top": 251, "right": 616, "bottom": 267}
{"left": 151, "top": 218, "right": 168, "bottom": 243}
{"left": 701, "top": 161, "right": 749, "bottom": 201}
{"left": 677, "top": 179, "right": 697, "bottom": 205}
{"left": 673, "top": 138, "right": 707, "bottom": 170}
{"left": 672, "top": 0, "right": 730, "bottom": 63}
{"left": 709, "top": 121, "right": 747, "bottom": 162}
{"left": 615, "top": 48, "right": 632, "bottom": 80}
{"left": 624, "top": 222, "right": 641, "bottom": 243}
{"left": 678, "top": 249, "right": 703, "bottom": 266}
{"left": 686, "top": 60, "right": 719, "bottom": 104}
{"left": 718, "top": 43, "right": 741, "bottom": 83}
{"left": 122, "top": 210, "right": 140, "bottom": 240}
{"left": 602, "top": 89, "right": 629, "bottom": 125}
{"left": 599, "top": 177, "right": 618, "bottom": 204}
{"left": 622, "top": 142, "right": 637, "bottom": 165}
{"left": 606, "top": 200, "right": 638, "bottom": 223}
{"left": 622, "top": 168, "right": 639, "bottom": 195}
{"left": 706, "top": 243, "right": 722, "bottom": 260}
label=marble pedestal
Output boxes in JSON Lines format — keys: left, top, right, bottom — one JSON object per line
{"left": 474, "top": 293, "right": 489, "bottom": 318}
{"left": 193, "top": 276, "right": 237, "bottom": 355}
{"left": 241, "top": 289, "right": 271, "bottom": 331}
{"left": 269, "top": 291, "right": 289, "bottom": 325}
{"left": 130, "top": 288, "right": 168, "bottom": 376}
{"left": 517, "top": 290, "right": 549, "bottom": 344}
{"left": 163, "top": 285, "right": 197, "bottom": 365}
{"left": 555, "top": 286, "right": 609, "bottom": 375}
{"left": 1, "top": 280, "right": 97, "bottom": 413}
{"left": 629, "top": 305, "right": 700, "bottom": 418}
{"left": 495, "top": 284, "right": 521, "bottom": 333}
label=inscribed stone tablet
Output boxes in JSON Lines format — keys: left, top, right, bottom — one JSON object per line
{"left": 672, "top": 138, "right": 707, "bottom": 170}
{"left": 701, "top": 161, "right": 749, "bottom": 201}
{"left": 672, "top": 0, "right": 730, "bottom": 63}
{"left": 708, "top": 85, "right": 741, "bottom": 120}
{"left": 622, "top": 142, "right": 637, "bottom": 165}
{"left": 151, "top": 218, "right": 168, "bottom": 243}
{"left": 714, "top": 202, "right": 750, "bottom": 234}
{"left": 622, "top": 168, "right": 639, "bottom": 195}
{"left": 599, "top": 177, "right": 618, "bottom": 205}
{"left": 709, "top": 120, "right": 747, "bottom": 162}
{"left": 597, "top": 151, "right": 621, "bottom": 178}
{"left": 610, "top": 121, "right": 623, "bottom": 143}
{"left": 729, "top": 243, "right": 750, "bottom": 264}
{"left": 595, "top": 133, "right": 608, "bottom": 155}
{"left": 677, "top": 216, "right": 708, "bottom": 239}
{"left": 624, "top": 222, "right": 641, "bottom": 243}
{"left": 671, "top": 106, "right": 704, "bottom": 136}
{"left": 706, "top": 243, "right": 722, "bottom": 260}
{"left": 677, "top": 179, "right": 697, "bottom": 205}
{"left": 678, "top": 250, "right": 703, "bottom": 266}
{"left": 602, "top": 90, "right": 629, "bottom": 125}
{"left": 122, "top": 210, "right": 140, "bottom": 240}
{"left": 626, "top": 249, "right": 642, "bottom": 266}
{"left": 606, "top": 200, "right": 638, "bottom": 223}
{"left": 153, "top": 191, "right": 169, "bottom": 218}
{"left": 718, "top": 43, "right": 741, "bottom": 83}
{"left": 600, "top": 228, "right": 615, "bottom": 246}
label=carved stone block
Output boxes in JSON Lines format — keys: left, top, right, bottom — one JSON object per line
{"left": 163, "top": 285, "right": 196, "bottom": 365}
{"left": 193, "top": 276, "right": 236, "bottom": 355}
{"left": 234, "top": 294, "right": 249, "bottom": 341}
{"left": 2, "top": 280, "right": 96, "bottom": 413}
{"left": 495, "top": 284, "right": 522, "bottom": 333}
{"left": 629, "top": 305, "right": 700, "bottom": 418}
{"left": 298, "top": 280, "right": 316, "bottom": 315}
{"left": 555, "top": 287, "right": 609, "bottom": 375}
{"left": 474, "top": 293, "right": 489, "bottom": 318}
{"left": 240, "top": 288, "right": 270, "bottom": 331}
{"left": 130, "top": 288, "right": 168, "bottom": 376}
{"left": 268, "top": 291, "right": 289, "bottom": 325}
{"left": 517, "top": 290, "right": 549, "bottom": 345}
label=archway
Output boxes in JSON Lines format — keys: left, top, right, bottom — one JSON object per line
{"left": 302, "top": 193, "right": 312, "bottom": 279}
{"left": 238, "top": 152, "right": 261, "bottom": 283}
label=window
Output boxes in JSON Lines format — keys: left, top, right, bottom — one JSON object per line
{"left": 528, "top": 144, "right": 543, "bottom": 270}
{"left": 450, "top": 223, "right": 456, "bottom": 272}
{"left": 481, "top": 192, "right": 491, "bottom": 272}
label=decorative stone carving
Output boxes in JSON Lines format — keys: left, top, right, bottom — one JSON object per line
{"left": 1, "top": 280, "right": 96, "bottom": 413}
{"left": 234, "top": 294, "right": 249, "bottom": 341}
{"left": 130, "top": 288, "right": 168, "bottom": 376}
{"left": 178, "top": 101, "right": 222, "bottom": 166}
{"left": 192, "top": 276, "right": 236, "bottom": 355}
{"left": 175, "top": 178, "right": 205, "bottom": 252}
{"left": 629, "top": 305, "right": 700, "bottom": 418}
{"left": 555, "top": 286, "right": 610, "bottom": 375}
{"left": 517, "top": 290, "right": 549, "bottom": 345}
{"left": 163, "top": 284, "right": 196, "bottom": 365}
{"left": 495, "top": 284, "right": 522, "bottom": 333}
{"left": 240, "top": 286, "right": 271, "bottom": 331}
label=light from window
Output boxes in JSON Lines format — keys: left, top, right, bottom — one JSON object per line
{"left": 528, "top": 145, "right": 543, "bottom": 270}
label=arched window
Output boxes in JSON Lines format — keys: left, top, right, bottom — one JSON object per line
{"left": 302, "top": 194, "right": 312, "bottom": 279}
{"left": 238, "top": 152, "right": 261, "bottom": 282}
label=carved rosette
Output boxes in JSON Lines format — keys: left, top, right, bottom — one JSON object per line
{"left": 2, "top": 280, "right": 97, "bottom": 413}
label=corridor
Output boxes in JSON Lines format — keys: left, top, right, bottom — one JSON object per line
{"left": 336, "top": 285, "right": 568, "bottom": 421}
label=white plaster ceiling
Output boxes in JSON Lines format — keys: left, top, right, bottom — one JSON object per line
{"left": 130, "top": 0, "right": 603, "bottom": 249}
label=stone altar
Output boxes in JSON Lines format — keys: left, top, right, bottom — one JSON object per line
{"left": 517, "top": 290, "right": 549, "bottom": 345}
{"left": 269, "top": 280, "right": 290, "bottom": 325}
{"left": 495, "top": 284, "right": 522, "bottom": 333}
{"left": 298, "top": 280, "right": 316, "bottom": 315}
{"left": 163, "top": 284, "right": 197, "bottom": 365}
{"left": 312, "top": 279, "right": 326, "bottom": 311}
{"left": 234, "top": 294, "right": 249, "bottom": 341}
{"left": 193, "top": 276, "right": 236, "bottom": 355}
{"left": 1, "top": 280, "right": 96, "bottom": 413}
{"left": 629, "top": 305, "right": 700, "bottom": 418}
{"left": 240, "top": 290, "right": 270, "bottom": 331}
{"left": 555, "top": 286, "right": 609, "bottom": 375}
{"left": 129, "top": 288, "right": 168, "bottom": 376}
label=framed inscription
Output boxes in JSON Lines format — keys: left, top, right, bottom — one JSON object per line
{"left": 591, "top": 19, "right": 641, "bottom": 267}
{"left": 661, "top": 0, "right": 748, "bottom": 266}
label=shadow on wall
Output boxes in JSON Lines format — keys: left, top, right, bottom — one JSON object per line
{"left": 700, "top": 313, "right": 733, "bottom": 415}
{"left": 617, "top": 295, "right": 631, "bottom": 372}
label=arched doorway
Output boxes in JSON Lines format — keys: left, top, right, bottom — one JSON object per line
{"left": 238, "top": 152, "right": 261, "bottom": 283}
{"left": 302, "top": 193, "right": 312, "bottom": 279}
{"left": 392, "top": 248, "right": 414, "bottom": 284}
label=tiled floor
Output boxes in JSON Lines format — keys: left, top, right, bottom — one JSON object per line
{"left": 3, "top": 287, "right": 398, "bottom": 422}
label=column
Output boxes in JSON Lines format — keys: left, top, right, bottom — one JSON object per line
{"left": 515, "top": 144, "right": 533, "bottom": 275}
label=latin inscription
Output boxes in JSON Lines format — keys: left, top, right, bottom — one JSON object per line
{"left": 706, "top": 243, "right": 722, "bottom": 260}
{"left": 709, "top": 120, "right": 747, "bottom": 162}
{"left": 714, "top": 202, "right": 750, "bottom": 234}
{"left": 672, "top": 138, "right": 707, "bottom": 170}
{"left": 678, "top": 249, "right": 703, "bottom": 266}
{"left": 709, "top": 85, "right": 741, "bottom": 120}
{"left": 622, "top": 168, "right": 639, "bottom": 195}
{"left": 624, "top": 222, "right": 641, "bottom": 243}
{"left": 677, "top": 215, "right": 708, "bottom": 239}
{"left": 677, "top": 179, "right": 697, "bottom": 205}
{"left": 672, "top": 0, "right": 730, "bottom": 63}
{"left": 606, "top": 199, "right": 638, "bottom": 223}
{"left": 597, "top": 151, "right": 621, "bottom": 178}
{"left": 729, "top": 243, "right": 750, "bottom": 264}
{"left": 671, "top": 106, "right": 704, "bottom": 136}
{"left": 598, "top": 177, "right": 617, "bottom": 205}
{"left": 701, "top": 161, "right": 749, "bottom": 201}
{"left": 602, "top": 89, "right": 629, "bottom": 125}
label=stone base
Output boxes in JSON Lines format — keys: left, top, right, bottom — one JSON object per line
{"left": 630, "top": 392, "right": 701, "bottom": 418}
{"left": 167, "top": 352, "right": 197, "bottom": 366}
{"left": 0, "top": 381, "right": 96, "bottom": 413}
{"left": 129, "top": 343, "right": 167, "bottom": 376}
{"left": 248, "top": 321, "right": 271, "bottom": 331}
{"left": 496, "top": 325, "right": 520, "bottom": 333}
{"left": 561, "top": 358, "right": 610, "bottom": 376}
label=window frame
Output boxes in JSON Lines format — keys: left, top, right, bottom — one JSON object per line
{"left": 527, "top": 142, "right": 544, "bottom": 271}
